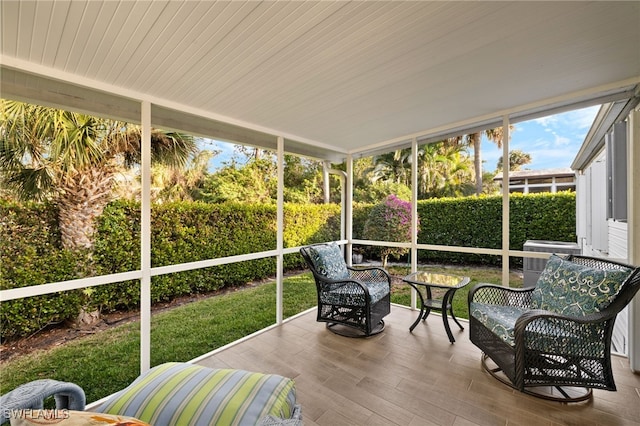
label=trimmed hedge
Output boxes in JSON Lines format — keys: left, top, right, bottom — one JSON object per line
{"left": 0, "top": 201, "right": 89, "bottom": 338}
{"left": 91, "top": 201, "right": 342, "bottom": 311}
{"left": 1, "top": 192, "right": 574, "bottom": 339}
{"left": 416, "top": 192, "right": 575, "bottom": 265}
{"left": 354, "top": 192, "right": 575, "bottom": 265}
{"left": 1, "top": 200, "right": 340, "bottom": 339}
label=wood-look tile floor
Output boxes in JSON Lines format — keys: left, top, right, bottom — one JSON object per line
{"left": 196, "top": 306, "right": 640, "bottom": 426}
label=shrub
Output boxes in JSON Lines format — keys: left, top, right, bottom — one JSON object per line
{"left": 416, "top": 192, "right": 576, "bottom": 265}
{"left": 363, "top": 195, "right": 417, "bottom": 267}
{"left": 0, "top": 193, "right": 574, "bottom": 339}
{"left": 0, "top": 200, "right": 89, "bottom": 339}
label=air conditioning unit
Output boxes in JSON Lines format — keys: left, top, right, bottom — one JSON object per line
{"left": 523, "top": 240, "right": 581, "bottom": 288}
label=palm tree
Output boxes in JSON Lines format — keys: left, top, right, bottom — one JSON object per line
{"left": 497, "top": 149, "right": 532, "bottom": 171}
{"left": 0, "top": 100, "right": 197, "bottom": 249}
{"left": 417, "top": 141, "right": 474, "bottom": 198}
{"left": 149, "top": 149, "right": 215, "bottom": 203}
{"left": 369, "top": 149, "right": 411, "bottom": 186}
{"left": 467, "top": 126, "right": 512, "bottom": 195}
{"left": 367, "top": 142, "right": 474, "bottom": 199}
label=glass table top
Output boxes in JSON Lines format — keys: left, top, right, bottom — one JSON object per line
{"left": 403, "top": 271, "right": 470, "bottom": 288}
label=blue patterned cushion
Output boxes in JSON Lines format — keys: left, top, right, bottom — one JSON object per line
{"left": 470, "top": 302, "right": 528, "bottom": 346}
{"left": 308, "top": 243, "right": 349, "bottom": 280}
{"left": 321, "top": 281, "right": 389, "bottom": 306}
{"left": 471, "top": 302, "right": 603, "bottom": 355}
{"left": 530, "top": 255, "right": 633, "bottom": 316}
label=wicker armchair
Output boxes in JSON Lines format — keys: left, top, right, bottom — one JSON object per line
{"left": 469, "top": 254, "right": 640, "bottom": 402}
{"left": 300, "top": 243, "right": 391, "bottom": 337}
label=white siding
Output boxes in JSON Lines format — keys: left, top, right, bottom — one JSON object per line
{"left": 608, "top": 220, "right": 628, "bottom": 259}
{"left": 613, "top": 307, "right": 628, "bottom": 354}
{"left": 577, "top": 152, "right": 631, "bottom": 355}
{"left": 590, "top": 158, "right": 608, "bottom": 252}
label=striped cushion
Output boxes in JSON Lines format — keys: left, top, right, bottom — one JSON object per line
{"left": 96, "top": 363, "right": 297, "bottom": 426}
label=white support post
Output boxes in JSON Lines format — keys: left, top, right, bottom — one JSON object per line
{"left": 411, "top": 138, "right": 418, "bottom": 310}
{"left": 140, "top": 101, "right": 151, "bottom": 373}
{"left": 502, "top": 116, "right": 511, "bottom": 286}
{"left": 346, "top": 154, "right": 354, "bottom": 265}
{"left": 276, "top": 137, "right": 284, "bottom": 324}
{"left": 323, "top": 161, "right": 331, "bottom": 204}
{"left": 628, "top": 109, "right": 640, "bottom": 372}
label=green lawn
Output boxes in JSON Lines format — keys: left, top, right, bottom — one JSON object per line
{"left": 0, "top": 265, "right": 519, "bottom": 404}
{"left": 388, "top": 264, "right": 523, "bottom": 319}
{"left": 0, "top": 274, "right": 318, "bottom": 403}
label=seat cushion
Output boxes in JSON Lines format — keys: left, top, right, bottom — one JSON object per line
{"left": 321, "top": 281, "right": 389, "bottom": 306}
{"left": 471, "top": 302, "right": 605, "bottom": 356}
{"left": 470, "top": 302, "right": 528, "bottom": 347}
{"left": 307, "top": 243, "right": 349, "bottom": 280}
{"left": 96, "top": 363, "right": 297, "bottom": 426}
{"left": 530, "top": 254, "right": 633, "bottom": 316}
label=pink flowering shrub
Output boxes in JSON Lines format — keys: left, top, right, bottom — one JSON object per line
{"left": 363, "top": 194, "right": 418, "bottom": 267}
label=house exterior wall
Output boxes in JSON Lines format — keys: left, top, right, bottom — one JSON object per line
{"left": 495, "top": 170, "right": 576, "bottom": 194}
{"left": 629, "top": 108, "right": 640, "bottom": 372}
{"left": 575, "top": 114, "right": 635, "bottom": 358}
{"left": 577, "top": 151, "right": 608, "bottom": 256}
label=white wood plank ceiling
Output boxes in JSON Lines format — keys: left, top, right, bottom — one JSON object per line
{"left": 1, "top": 1, "right": 639, "bottom": 160}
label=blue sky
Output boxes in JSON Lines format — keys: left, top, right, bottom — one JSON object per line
{"left": 481, "top": 105, "right": 599, "bottom": 172}
{"left": 201, "top": 105, "right": 600, "bottom": 172}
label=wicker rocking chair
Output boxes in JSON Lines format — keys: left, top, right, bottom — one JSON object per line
{"left": 300, "top": 243, "right": 391, "bottom": 337}
{"left": 469, "top": 254, "right": 640, "bottom": 402}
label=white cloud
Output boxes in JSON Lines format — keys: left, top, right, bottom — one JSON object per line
{"left": 485, "top": 105, "right": 596, "bottom": 171}
{"left": 533, "top": 115, "right": 558, "bottom": 127}
{"left": 565, "top": 105, "right": 600, "bottom": 130}
{"left": 533, "top": 105, "right": 599, "bottom": 131}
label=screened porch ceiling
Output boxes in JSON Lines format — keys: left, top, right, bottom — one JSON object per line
{"left": 2, "top": 0, "right": 639, "bottom": 163}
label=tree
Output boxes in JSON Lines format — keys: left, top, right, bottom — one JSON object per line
{"left": 149, "top": 149, "right": 217, "bottom": 203}
{"left": 366, "top": 142, "right": 474, "bottom": 200}
{"left": 497, "top": 149, "right": 532, "bottom": 171}
{"left": 416, "top": 141, "right": 474, "bottom": 199}
{"left": 0, "top": 100, "right": 197, "bottom": 249}
{"left": 369, "top": 150, "right": 411, "bottom": 186}
{"left": 353, "top": 181, "right": 412, "bottom": 204}
{"left": 462, "top": 126, "right": 513, "bottom": 195}
{"left": 362, "top": 194, "right": 417, "bottom": 267}
{"left": 196, "top": 158, "right": 276, "bottom": 203}
{"left": 281, "top": 155, "right": 326, "bottom": 204}
{"left": 197, "top": 150, "right": 337, "bottom": 205}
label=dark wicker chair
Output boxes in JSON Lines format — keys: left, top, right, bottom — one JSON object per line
{"left": 469, "top": 254, "right": 640, "bottom": 402}
{"left": 300, "top": 243, "right": 391, "bottom": 337}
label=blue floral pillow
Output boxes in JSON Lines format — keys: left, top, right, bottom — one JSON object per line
{"left": 530, "top": 254, "right": 633, "bottom": 316}
{"left": 308, "top": 243, "right": 349, "bottom": 280}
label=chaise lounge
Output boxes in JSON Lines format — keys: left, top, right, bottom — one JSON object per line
{"left": 1, "top": 362, "right": 301, "bottom": 425}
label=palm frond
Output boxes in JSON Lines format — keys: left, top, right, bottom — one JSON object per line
{"left": 113, "top": 128, "right": 197, "bottom": 169}
{"left": 3, "top": 166, "right": 55, "bottom": 201}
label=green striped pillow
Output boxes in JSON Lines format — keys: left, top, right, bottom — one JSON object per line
{"left": 96, "top": 363, "right": 297, "bottom": 426}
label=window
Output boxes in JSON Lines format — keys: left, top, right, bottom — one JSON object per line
{"left": 606, "top": 121, "right": 627, "bottom": 221}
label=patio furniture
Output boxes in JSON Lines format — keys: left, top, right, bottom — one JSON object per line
{"left": 0, "top": 379, "right": 86, "bottom": 422}
{"left": 96, "top": 363, "right": 300, "bottom": 425}
{"left": 1, "top": 363, "right": 301, "bottom": 426}
{"left": 300, "top": 242, "right": 391, "bottom": 337}
{"left": 402, "top": 271, "right": 470, "bottom": 342}
{"left": 469, "top": 254, "right": 640, "bottom": 402}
